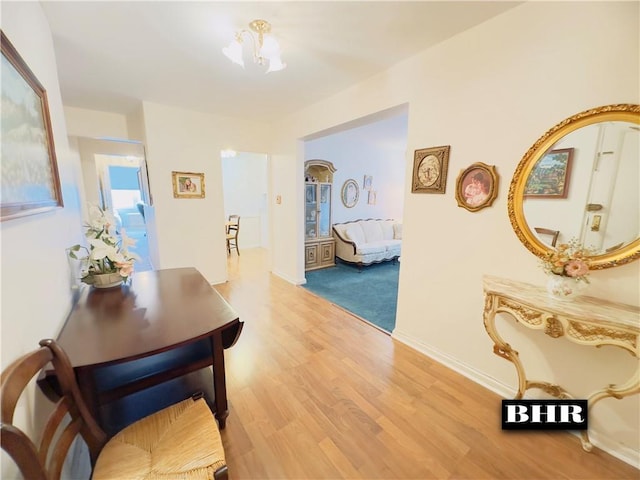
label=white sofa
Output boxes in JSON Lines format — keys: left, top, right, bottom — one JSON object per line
{"left": 332, "top": 219, "right": 402, "bottom": 268}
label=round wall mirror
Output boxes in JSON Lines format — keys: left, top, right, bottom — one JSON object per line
{"left": 508, "top": 104, "right": 640, "bottom": 269}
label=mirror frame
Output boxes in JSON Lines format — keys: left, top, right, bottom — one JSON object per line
{"left": 508, "top": 103, "right": 640, "bottom": 269}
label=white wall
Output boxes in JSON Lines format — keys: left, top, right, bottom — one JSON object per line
{"left": 269, "top": 1, "right": 640, "bottom": 465}
{"left": 304, "top": 112, "right": 407, "bottom": 224}
{"left": 222, "top": 151, "right": 269, "bottom": 249}
{"left": 1, "top": 3, "right": 85, "bottom": 478}
{"left": 64, "top": 105, "right": 129, "bottom": 139}
{"left": 140, "top": 101, "right": 273, "bottom": 284}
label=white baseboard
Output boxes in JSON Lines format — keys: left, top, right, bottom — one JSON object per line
{"left": 391, "top": 329, "right": 640, "bottom": 470}
{"left": 272, "top": 269, "right": 306, "bottom": 286}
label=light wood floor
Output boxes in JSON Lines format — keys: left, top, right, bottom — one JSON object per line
{"left": 215, "top": 249, "right": 638, "bottom": 479}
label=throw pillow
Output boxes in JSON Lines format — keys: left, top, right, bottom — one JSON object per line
{"left": 393, "top": 223, "right": 403, "bottom": 240}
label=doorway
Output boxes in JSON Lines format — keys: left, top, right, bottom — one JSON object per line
{"left": 95, "top": 157, "right": 153, "bottom": 272}
{"left": 221, "top": 151, "right": 270, "bottom": 252}
{"left": 76, "top": 137, "right": 156, "bottom": 273}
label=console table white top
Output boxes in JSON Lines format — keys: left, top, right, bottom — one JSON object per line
{"left": 482, "top": 275, "right": 639, "bottom": 331}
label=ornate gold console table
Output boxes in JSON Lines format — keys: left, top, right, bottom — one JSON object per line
{"left": 482, "top": 275, "right": 640, "bottom": 451}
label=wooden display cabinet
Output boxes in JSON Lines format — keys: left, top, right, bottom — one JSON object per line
{"left": 304, "top": 160, "right": 336, "bottom": 271}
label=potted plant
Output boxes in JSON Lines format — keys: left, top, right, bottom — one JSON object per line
{"left": 69, "top": 205, "right": 138, "bottom": 288}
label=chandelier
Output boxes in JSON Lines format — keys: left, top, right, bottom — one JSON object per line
{"left": 222, "top": 19, "right": 286, "bottom": 73}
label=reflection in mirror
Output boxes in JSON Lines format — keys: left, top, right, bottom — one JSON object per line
{"left": 508, "top": 104, "right": 640, "bottom": 269}
{"left": 523, "top": 121, "right": 639, "bottom": 253}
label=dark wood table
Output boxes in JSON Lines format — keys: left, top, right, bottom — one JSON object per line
{"left": 44, "top": 267, "right": 242, "bottom": 432}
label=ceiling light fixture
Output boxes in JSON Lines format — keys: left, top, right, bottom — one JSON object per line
{"left": 222, "top": 19, "right": 286, "bottom": 73}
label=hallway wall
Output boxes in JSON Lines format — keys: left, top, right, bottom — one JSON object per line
{"left": 269, "top": 1, "right": 640, "bottom": 463}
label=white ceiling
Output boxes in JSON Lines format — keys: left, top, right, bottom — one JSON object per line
{"left": 41, "top": 1, "right": 520, "bottom": 122}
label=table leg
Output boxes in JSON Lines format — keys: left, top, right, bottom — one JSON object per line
{"left": 210, "top": 332, "right": 229, "bottom": 429}
{"left": 483, "top": 295, "right": 528, "bottom": 398}
{"left": 579, "top": 364, "right": 640, "bottom": 452}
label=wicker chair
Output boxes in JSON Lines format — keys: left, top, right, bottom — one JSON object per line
{"left": 1, "top": 339, "right": 228, "bottom": 480}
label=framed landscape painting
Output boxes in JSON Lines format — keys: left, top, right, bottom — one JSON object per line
{"left": 1, "top": 32, "right": 63, "bottom": 221}
{"left": 524, "top": 148, "right": 574, "bottom": 199}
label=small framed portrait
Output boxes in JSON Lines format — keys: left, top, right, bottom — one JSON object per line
{"left": 524, "top": 148, "right": 574, "bottom": 198}
{"left": 411, "top": 145, "right": 450, "bottom": 194}
{"left": 363, "top": 175, "right": 373, "bottom": 190}
{"left": 341, "top": 178, "right": 359, "bottom": 208}
{"left": 172, "top": 171, "right": 205, "bottom": 198}
{"left": 367, "top": 190, "right": 377, "bottom": 205}
{"left": 455, "top": 162, "right": 499, "bottom": 212}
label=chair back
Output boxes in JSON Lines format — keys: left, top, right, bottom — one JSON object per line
{"left": 227, "top": 215, "right": 240, "bottom": 234}
{"left": 226, "top": 215, "right": 240, "bottom": 255}
{"left": 1, "top": 339, "right": 107, "bottom": 480}
{"left": 534, "top": 227, "right": 560, "bottom": 247}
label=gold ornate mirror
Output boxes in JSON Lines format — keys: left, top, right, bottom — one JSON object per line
{"left": 509, "top": 104, "right": 640, "bottom": 269}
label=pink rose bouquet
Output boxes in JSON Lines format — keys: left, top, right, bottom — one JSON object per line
{"left": 541, "top": 239, "right": 593, "bottom": 283}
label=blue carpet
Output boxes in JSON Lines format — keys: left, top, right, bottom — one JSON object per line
{"left": 303, "top": 260, "right": 399, "bottom": 333}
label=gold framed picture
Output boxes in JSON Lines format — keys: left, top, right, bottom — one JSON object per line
{"left": 455, "top": 162, "right": 499, "bottom": 212}
{"left": 524, "top": 148, "right": 573, "bottom": 199}
{"left": 411, "top": 145, "right": 450, "bottom": 194}
{"left": 172, "top": 171, "right": 205, "bottom": 198}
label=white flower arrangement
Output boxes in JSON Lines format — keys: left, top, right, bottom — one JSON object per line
{"left": 69, "top": 205, "right": 139, "bottom": 285}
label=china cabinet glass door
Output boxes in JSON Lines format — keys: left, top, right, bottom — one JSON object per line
{"left": 305, "top": 183, "right": 317, "bottom": 239}
{"left": 318, "top": 184, "right": 331, "bottom": 237}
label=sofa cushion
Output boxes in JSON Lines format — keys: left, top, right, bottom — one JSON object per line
{"left": 356, "top": 241, "right": 387, "bottom": 255}
{"left": 385, "top": 240, "right": 402, "bottom": 256}
{"left": 380, "top": 221, "right": 394, "bottom": 240}
{"left": 343, "top": 224, "right": 365, "bottom": 245}
{"left": 359, "top": 220, "right": 384, "bottom": 243}
{"left": 393, "top": 223, "right": 403, "bottom": 240}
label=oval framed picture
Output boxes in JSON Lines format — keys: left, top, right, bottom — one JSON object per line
{"left": 455, "top": 162, "right": 499, "bottom": 212}
{"left": 341, "top": 179, "right": 359, "bottom": 208}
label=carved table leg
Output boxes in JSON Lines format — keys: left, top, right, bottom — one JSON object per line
{"left": 579, "top": 364, "right": 640, "bottom": 452}
{"left": 483, "top": 294, "right": 528, "bottom": 398}
{"left": 525, "top": 381, "right": 573, "bottom": 399}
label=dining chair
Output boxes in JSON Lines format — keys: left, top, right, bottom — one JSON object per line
{"left": 1, "top": 339, "right": 228, "bottom": 480}
{"left": 226, "top": 215, "right": 240, "bottom": 256}
{"left": 534, "top": 227, "right": 560, "bottom": 247}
